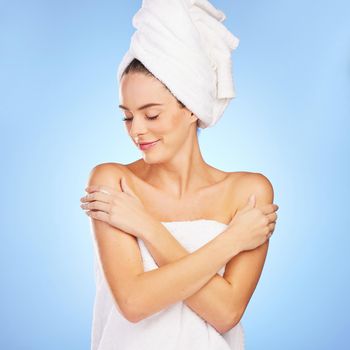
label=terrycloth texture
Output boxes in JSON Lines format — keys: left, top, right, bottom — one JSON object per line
{"left": 91, "top": 219, "right": 245, "bottom": 350}
{"left": 117, "top": 0, "right": 240, "bottom": 129}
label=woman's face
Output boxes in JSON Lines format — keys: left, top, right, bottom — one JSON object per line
{"left": 119, "top": 72, "right": 198, "bottom": 163}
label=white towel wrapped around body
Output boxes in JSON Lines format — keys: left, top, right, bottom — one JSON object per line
{"left": 117, "top": 0, "right": 240, "bottom": 129}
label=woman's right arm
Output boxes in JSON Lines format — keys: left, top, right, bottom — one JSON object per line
{"left": 87, "top": 163, "right": 242, "bottom": 323}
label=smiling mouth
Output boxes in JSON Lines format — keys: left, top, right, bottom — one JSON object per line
{"left": 139, "top": 140, "right": 159, "bottom": 145}
{"left": 138, "top": 139, "right": 160, "bottom": 150}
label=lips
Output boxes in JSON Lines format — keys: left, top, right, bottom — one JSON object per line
{"left": 138, "top": 139, "right": 160, "bottom": 151}
{"left": 139, "top": 140, "right": 159, "bottom": 145}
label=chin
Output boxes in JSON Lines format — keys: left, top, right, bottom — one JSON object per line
{"left": 142, "top": 156, "right": 161, "bottom": 165}
{"left": 142, "top": 151, "right": 169, "bottom": 164}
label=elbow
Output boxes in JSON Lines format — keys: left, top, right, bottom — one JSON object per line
{"left": 121, "top": 294, "right": 146, "bottom": 323}
{"left": 109, "top": 282, "right": 146, "bottom": 323}
{"left": 108, "top": 290, "right": 141, "bottom": 323}
{"left": 123, "top": 309, "right": 141, "bottom": 324}
{"left": 126, "top": 314, "right": 142, "bottom": 324}
{"left": 217, "top": 309, "right": 244, "bottom": 334}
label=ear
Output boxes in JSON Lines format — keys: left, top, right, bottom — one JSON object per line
{"left": 189, "top": 111, "right": 199, "bottom": 125}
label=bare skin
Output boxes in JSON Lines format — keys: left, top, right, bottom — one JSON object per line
{"left": 80, "top": 71, "right": 279, "bottom": 334}
{"left": 122, "top": 157, "right": 241, "bottom": 224}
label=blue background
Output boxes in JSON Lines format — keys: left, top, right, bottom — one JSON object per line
{"left": 1, "top": 0, "right": 349, "bottom": 349}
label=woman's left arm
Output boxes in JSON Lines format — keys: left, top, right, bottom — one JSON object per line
{"left": 142, "top": 173, "right": 275, "bottom": 334}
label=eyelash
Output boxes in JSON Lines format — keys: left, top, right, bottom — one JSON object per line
{"left": 122, "top": 115, "right": 159, "bottom": 122}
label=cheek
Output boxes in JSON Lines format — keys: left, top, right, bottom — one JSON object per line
{"left": 155, "top": 115, "right": 180, "bottom": 134}
{"left": 164, "top": 112, "right": 186, "bottom": 131}
{"left": 164, "top": 117, "right": 189, "bottom": 145}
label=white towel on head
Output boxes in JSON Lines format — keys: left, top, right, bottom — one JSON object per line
{"left": 117, "top": 0, "right": 240, "bottom": 129}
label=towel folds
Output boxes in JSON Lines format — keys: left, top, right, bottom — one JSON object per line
{"left": 117, "top": 0, "right": 240, "bottom": 129}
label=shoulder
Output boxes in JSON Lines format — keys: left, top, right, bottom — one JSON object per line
{"left": 86, "top": 162, "right": 129, "bottom": 189}
{"left": 229, "top": 171, "right": 275, "bottom": 209}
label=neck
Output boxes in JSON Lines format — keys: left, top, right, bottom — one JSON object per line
{"left": 140, "top": 128, "right": 211, "bottom": 200}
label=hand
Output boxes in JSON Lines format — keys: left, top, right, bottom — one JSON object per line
{"left": 227, "top": 194, "right": 279, "bottom": 252}
{"left": 80, "top": 176, "right": 155, "bottom": 239}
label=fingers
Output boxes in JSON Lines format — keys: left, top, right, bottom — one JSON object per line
{"left": 266, "top": 212, "right": 278, "bottom": 223}
{"left": 268, "top": 222, "right": 276, "bottom": 231}
{"left": 80, "top": 191, "right": 111, "bottom": 204}
{"left": 85, "top": 209, "right": 109, "bottom": 222}
{"left": 239, "top": 202, "right": 278, "bottom": 215}
{"left": 260, "top": 203, "right": 279, "bottom": 215}
{"left": 85, "top": 184, "right": 116, "bottom": 196}
{"left": 81, "top": 200, "right": 111, "bottom": 213}
{"left": 243, "top": 194, "right": 256, "bottom": 211}
{"left": 266, "top": 223, "right": 276, "bottom": 240}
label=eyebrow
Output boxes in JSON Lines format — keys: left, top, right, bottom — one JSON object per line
{"left": 118, "top": 103, "right": 163, "bottom": 111}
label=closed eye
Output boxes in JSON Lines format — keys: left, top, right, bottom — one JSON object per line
{"left": 122, "top": 115, "right": 159, "bottom": 122}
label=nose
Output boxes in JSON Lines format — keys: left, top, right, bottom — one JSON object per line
{"left": 129, "top": 116, "right": 148, "bottom": 138}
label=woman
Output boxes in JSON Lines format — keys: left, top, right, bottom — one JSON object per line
{"left": 80, "top": 1, "right": 279, "bottom": 349}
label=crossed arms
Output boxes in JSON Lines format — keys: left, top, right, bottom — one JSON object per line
{"left": 88, "top": 164, "right": 273, "bottom": 334}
